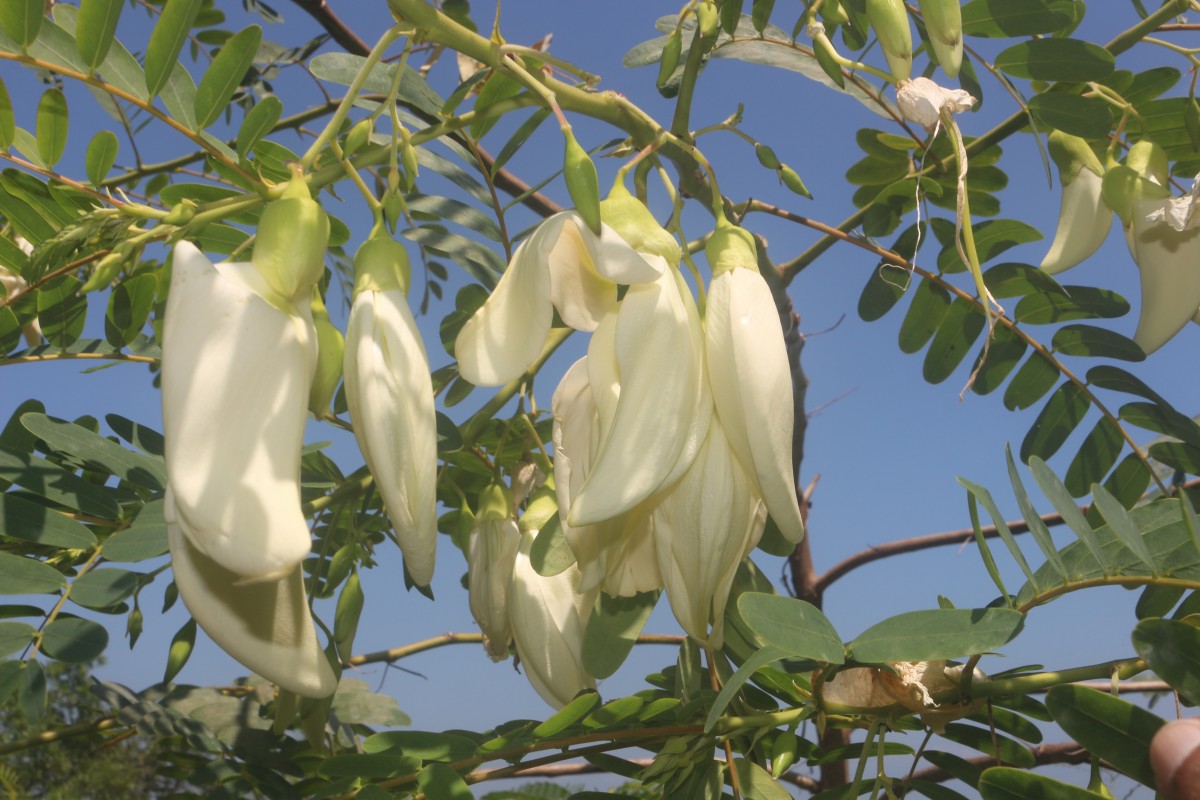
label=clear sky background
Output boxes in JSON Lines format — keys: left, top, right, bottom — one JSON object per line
{"left": 1, "top": 2, "right": 1197, "bottom": 795}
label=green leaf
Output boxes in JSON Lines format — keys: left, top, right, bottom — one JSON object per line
{"left": 1019, "top": 382, "right": 1091, "bottom": 462}
{"left": 159, "top": 62, "right": 198, "bottom": 129}
{"left": 40, "top": 616, "right": 108, "bottom": 662}
{"left": 923, "top": 299, "right": 985, "bottom": 384}
{"left": 19, "top": 659, "right": 46, "bottom": 723}
{"left": 490, "top": 107, "right": 552, "bottom": 178}
{"left": 102, "top": 501, "right": 167, "bottom": 562}
{"left": 0, "top": 622, "right": 34, "bottom": 658}
{"left": 532, "top": 690, "right": 600, "bottom": 738}
{"left": 163, "top": 618, "right": 195, "bottom": 683}
{"left": 1028, "top": 456, "right": 1105, "bottom": 570}
{"left": 310, "top": 53, "right": 444, "bottom": 118}
{"left": 35, "top": 89, "right": 68, "bottom": 168}
{"left": 1045, "top": 685, "right": 1163, "bottom": 788}
{"left": 979, "top": 767, "right": 1109, "bottom": 800}
{"left": 22, "top": 413, "right": 166, "bottom": 490}
{"left": 104, "top": 273, "right": 157, "bottom": 347}
{"left": 982, "top": 262, "right": 1064, "bottom": 299}
{"left": 583, "top": 696, "right": 645, "bottom": 729}
{"left": 75, "top": 0, "right": 123, "bottom": 69}
{"left": 417, "top": 763, "right": 473, "bottom": 800}
{"left": 407, "top": 194, "right": 503, "bottom": 243}
{"left": 1052, "top": 325, "right": 1144, "bottom": 362}
{"left": 35, "top": 275, "right": 87, "bottom": 348}
{"left": 469, "top": 71, "right": 523, "bottom": 140}
{"left": 1014, "top": 286, "right": 1129, "bottom": 324}
{"left": 582, "top": 590, "right": 658, "bottom": 679}
{"left": 329, "top": 679, "right": 412, "bottom": 726}
{"left": 960, "top": 0, "right": 1076, "bottom": 38}
{"left": 923, "top": 751, "right": 983, "bottom": 788}
{"left": 194, "top": 25, "right": 262, "bottom": 130}
{"left": 966, "top": 706, "right": 1043, "bottom": 744}
{"left": 363, "top": 730, "right": 478, "bottom": 761}
{"left": 69, "top": 568, "right": 141, "bottom": 610}
{"left": 84, "top": 130, "right": 119, "bottom": 187}
{"left": 235, "top": 96, "right": 282, "bottom": 157}
{"left": 317, "top": 753, "right": 419, "bottom": 780}
{"left": 995, "top": 39, "right": 1114, "bottom": 82}
{"left": 143, "top": 0, "right": 203, "bottom": 98}
{"left": 737, "top": 593, "right": 844, "bottom": 663}
{"left": 958, "top": 476, "right": 1039, "bottom": 590}
{"left": 1099, "top": 454, "right": 1151, "bottom": 515}
{"left": 898, "top": 280, "right": 951, "bottom": 354}
{"left": 1086, "top": 365, "right": 1166, "bottom": 404}
{"left": 1064, "top": 417, "right": 1124, "bottom": 498}
{"left": 1132, "top": 617, "right": 1200, "bottom": 704}
{"left": 0, "top": 551, "right": 66, "bottom": 594}
{"left": 849, "top": 607, "right": 1024, "bottom": 663}
{"left": 966, "top": 492, "right": 1010, "bottom": 601}
{"left": 704, "top": 645, "right": 789, "bottom": 732}
{"left": 530, "top": 513, "right": 574, "bottom": 577}
{"left": 0, "top": 0, "right": 42, "bottom": 48}
{"left": 0, "top": 77, "right": 13, "bottom": 148}
{"left": 970, "top": 324, "right": 1027, "bottom": 396}
{"left": 1119, "top": 401, "right": 1200, "bottom": 448}
{"left": 1150, "top": 441, "right": 1200, "bottom": 474}
{"left": 0, "top": 446, "right": 120, "bottom": 519}
{"left": 937, "top": 220, "right": 1042, "bottom": 273}
{"left": 732, "top": 759, "right": 793, "bottom": 800}
{"left": 1005, "top": 447, "right": 1066, "bottom": 578}
{"left": 940, "top": 723, "right": 1035, "bottom": 767}
{"left": 1090, "top": 484, "right": 1158, "bottom": 575}
{"left": 1027, "top": 93, "right": 1113, "bottom": 140}
{"left": 105, "top": 414, "right": 165, "bottom": 457}
{"left": 1003, "top": 353, "right": 1059, "bottom": 411}
{"left": 0, "top": 492, "right": 97, "bottom": 548}
{"left": 858, "top": 263, "right": 909, "bottom": 322}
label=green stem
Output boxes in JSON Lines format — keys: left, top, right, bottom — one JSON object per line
{"left": 299, "top": 24, "right": 405, "bottom": 171}
{"left": 966, "top": 657, "right": 1147, "bottom": 698}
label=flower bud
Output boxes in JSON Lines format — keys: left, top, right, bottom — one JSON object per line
{"left": 334, "top": 570, "right": 365, "bottom": 660}
{"left": 917, "top": 0, "right": 962, "bottom": 78}
{"left": 696, "top": 0, "right": 720, "bottom": 46}
{"left": 162, "top": 199, "right": 197, "bottom": 226}
{"left": 468, "top": 482, "right": 520, "bottom": 660}
{"left": 1102, "top": 141, "right": 1171, "bottom": 226}
{"left": 308, "top": 288, "right": 344, "bottom": 419}
{"left": 657, "top": 29, "right": 683, "bottom": 90}
{"left": 778, "top": 165, "right": 812, "bottom": 198}
{"left": 251, "top": 174, "right": 330, "bottom": 304}
{"left": 755, "top": 143, "right": 781, "bottom": 170}
{"left": 1040, "top": 132, "right": 1110, "bottom": 274}
{"left": 563, "top": 127, "right": 602, "bottom": 236}
{"left": 343, "top": 118, "right": 373, "bottom": 157}
{"left": 866, "top": 0, "right": 913, "bottom": 81}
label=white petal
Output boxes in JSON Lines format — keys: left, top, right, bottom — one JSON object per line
{"left": 547, "top": 214, "right": 618, "bottom": 332}
{"left": 467, "top": 517, "right": 521, "bottom": 660}
{"left": 345, "top": 289, "right": 439, "bottom": 586}
{"left": 589, "top": 223, "right": 666, "bottom": 285}
{"left": 510, "top": 528, "right": 597, "bottom": 708}
{"left": 1040, "top": 168, "right": 1112, "bottom": 274}
{"left": 455, "top": 236, "right": 554, "bottom": 387}
{"left": 652, "top": 422, "right": 765, "bottom": 648}
{"left": 568, "top": 271, "right": 702, "bottom": 527}
{"left": 162, "top": 242, "right": 315, "bottom": 580}
{"left": 167, "top": 491, "right": 337, "bottom": 698}
{"left": 705, "top": 269, "right": 805, "bottom": 543}
{"left": 1128, "top": 199, "right": 1200, "bottom": 354}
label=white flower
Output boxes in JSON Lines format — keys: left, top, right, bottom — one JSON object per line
{"left": 161, "top": 241, "right": 316, "bottom": 580}
{"left": 344, "top": 237, "right": 438, "bottom": 586}
{"left": 455, "top": 211, "right": 664, "bottom": 387}
{"left": 1126, "top": 189, "right": 1200, "bottom": 354}
{"left": 703, "top": 227, "right": 805, "bottom": 545}
{"left": 652, "top": 419, "right": 765, "bottom": 648}
{"left": 509, "top": 526, "right": 598, "bottom": 708}
{"left": 1, "top": 235, "right": 42, "bottom": 347}
{"left": 165, "top": 488, "right": 337, "bottom": 698}
{"left": 1040, "top": 132, "right": 1112, "bottom": 275}
{"left": 467, "top": 483, "right": 521, "bottom": 661}
{"left": 895, "top": 77, "right": 975, "bottom": 130}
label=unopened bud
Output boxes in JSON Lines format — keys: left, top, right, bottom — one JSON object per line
{"left": 755, "top": 143, "right": 781, "bottom": 169}
{"left": 778, "top": 165, "right": 812, "bottom": 198}
{"left": 865, "top": 0, "right": 913, "bottom": 81}
{"left": 562, "top": 127, "right": 602, "bottom": 235}
{"left": 251, "top": 173, "right": 330, "bottom": 304}
{"left": 344, "top": 118, "right": 373, "bottom": 157}
{"left": 308, "top": 288, "right": 344, "bottom": 418}
{"left": 162, "top": 199, "right": 197, "bottom": 226}
{"left": 657, "top": 29, "right": 683, "bottom": 90}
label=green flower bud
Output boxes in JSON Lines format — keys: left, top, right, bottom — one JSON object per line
{"left": 251, "top": 174, "right": 330, "bottom": 304}
{"left": 917, "top": 0, "right": 962, "bottom": 78}
{"left": 478, "top": 481, "right": 513, "bottom": 522}
{"left": 401, "top": 141, "right": 420, "bottom": 188}
{"left": 697, "top": 0, "right": 720, "bottom": 45}
{"left": 705, "top": 217, "right": 758, "bottom": 276}
{"left": 599, "top": 177, "right": 682, "bottom": 264}
{"left": 518, "top": 482, "right": 559, "bottom": 534}
{"left": 333, "top": 570, "right": 365, "bottom": 660}
{"left": 755, "top": 143, "right": 781, "bottom": 169}
{"left": 352, "top": 233, "right": 412, "bottom": 296}
{"left": 1125, "top": 139, "right": 1169, "bottom": 186}
{"left": 770, "top": 730, "right": 799, "bottom": 777}
{"left": 344, "top": 117, "right": 373, "bottom": 157}
{"left": 1102, "top": 141, "right": 1171, "bottom": 225}
{"left": 81, "top": 247, "right": 126, "bottom": 293}
{"left": 820, "top": 0, "right": 849, "bottom": 26}
{"left": 563, "top": 128, "right": 602, "bottom": 235}
{"left": 778, "top": 165, "right": 813, "bottom": 198}
{"left": 865, "top": 0, "right": 912, "bottom": 82}
{"left": 308, "top": 288, "right": 344, "bottom": 419}
{"left": 383, "top": 191, "right": 406, "bottom": 231}
{"left": 163, "top": 618, "right": 196, "bottom": 683}
{"left": 657, "top": 29, "right": 683, "bottom": 90}
{"left": 162, "top": 199, "right": 197, "bottom": 226}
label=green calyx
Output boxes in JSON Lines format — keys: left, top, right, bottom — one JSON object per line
{"left": 352, "top": 233, "right": 412, "bottom": 296}
{"left": 705, "top": 216, "right": 758, "bottom": 276}
{"left": 600, "top": 177, "right": 682, "bottom": 264}
{"left": 1101, "top": 141, "right": 1171, "bottom": 225}
{"left": 478, "top": 482, "right": 513, "bottom": 522}
{"left": 563, "top": 127, "right": 602, "bottom": 236}
{"left": 308, "top": 287, "right": 345, "bottom": 419}
{"left": 518, "top": 481, "right": 558, "bottom": 534}
{"left": 251, "top": 174, "right": 331, "bottom": 304}
{"left": 1048, "top": 131, "right": 1104, "bottom": 184}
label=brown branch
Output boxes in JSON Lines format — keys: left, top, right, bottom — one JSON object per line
{"left": 287, "top": 0, "right": 371, "bottom": 54}
{"left": 906, "top": 741, "right": 1090, "bottom": 786}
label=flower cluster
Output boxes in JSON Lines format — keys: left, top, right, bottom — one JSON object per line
{"left": 454, "top": 179, "right": 805, "bottom": 705}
